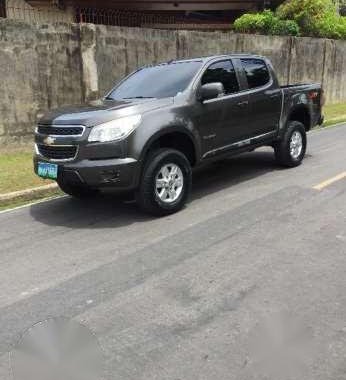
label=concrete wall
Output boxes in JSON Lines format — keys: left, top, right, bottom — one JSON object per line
{"left": 83, "top": 24, "right": 179, "bottom": 99}
{"left": 1, "top": 19, "right": 346, "bottom": 145}
{"left": 0, "top": 20, "right": 83, "bottom": 143}
{"left": 6, "top": 0, "right": 74, "bottom": 23}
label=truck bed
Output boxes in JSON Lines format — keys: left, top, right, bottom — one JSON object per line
{"left": 280, "top": 82, "right": 323, "bottom": 130}
{"left": 280, "top": 83, "right": 320, "bottom": 90}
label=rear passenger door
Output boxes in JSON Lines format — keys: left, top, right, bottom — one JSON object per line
{"left": 199, "top": 59, "right": 250, "bottom": 153}
{"left": 239, "top": 58, "right": 282, "bottom": 138}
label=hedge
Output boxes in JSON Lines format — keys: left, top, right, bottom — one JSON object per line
{"left": 234, "top": 0, "right": 346, "bottom": 39}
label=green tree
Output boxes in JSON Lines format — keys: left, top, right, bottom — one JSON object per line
{"left": 276, "top": 0, "right": 346, "bottom": 38}
{"left": 233, "top": 0, "right": 346, "bottom": 39}
{"left": 233, "top": 10, "right": 300, "bottom": 36}
{"left": 276, "top": 0, "right": 336, "bottom": 21}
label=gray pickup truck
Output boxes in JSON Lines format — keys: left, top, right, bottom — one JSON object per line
{"left": 34, "top": 54, "right": 324, "bottom": 215}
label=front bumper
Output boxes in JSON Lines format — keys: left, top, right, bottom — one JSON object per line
{"left": 34, "top": 155, "right": 140, "bottom": 190}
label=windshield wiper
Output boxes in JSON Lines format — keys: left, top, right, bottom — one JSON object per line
{"left": 122, "top": 96, "right": 156, "bottom": 99}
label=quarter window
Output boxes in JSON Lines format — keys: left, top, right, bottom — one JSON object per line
{"left": 201, "top": 60, "right": 239, "bottom": 95}
{"left": 241, "top": 58, "right": 270, "bottom": 89}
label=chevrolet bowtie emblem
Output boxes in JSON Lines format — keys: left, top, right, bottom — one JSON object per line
{"left": 43, "top": 136, "right": 56, "bottom": 145}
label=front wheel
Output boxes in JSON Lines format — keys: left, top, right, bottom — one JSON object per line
{"left": 136, "top": 148, "right": 192, "bottom": 216}
{"left": 274, "top": 121, "right": 307, "bottom": 167}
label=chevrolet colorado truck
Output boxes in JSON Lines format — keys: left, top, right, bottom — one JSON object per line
{"left": 34, "top": 54, "right": 324, "bottom": 215}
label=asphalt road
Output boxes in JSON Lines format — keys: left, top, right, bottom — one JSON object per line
{"left": 0, "top": 125, "right": 346, "bottom": 380}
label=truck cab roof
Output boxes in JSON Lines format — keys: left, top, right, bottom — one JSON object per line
{"left": 162, "top": 54, "right": 267, "bottom": 66}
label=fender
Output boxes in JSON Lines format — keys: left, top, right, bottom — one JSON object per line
{"left": 126, "top": 104, "right": 202, "bottom": 164}
{"left": 138, "top": 125, "right": 201, "bottom": 165}
{"left": 279, "top": 103, "right": 311, "bottom": 139}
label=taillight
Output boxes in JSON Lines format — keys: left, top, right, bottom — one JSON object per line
{"left": 308, "top": 91, "right": 319, "bottom": 100}
{"left": 308, "top": 90, "right": 325, "bottom": 108}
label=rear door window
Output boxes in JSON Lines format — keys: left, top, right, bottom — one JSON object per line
{"left": 240, "top": 58, "right": 270, "bottom": 89}
{"left": 201, "top": 60, "right": 239, "bottom": 95}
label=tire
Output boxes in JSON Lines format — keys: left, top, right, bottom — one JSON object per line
{"left": 274, "top": 121, "right": 307, "bottom": 167}
{"left": 57, "top": 178, "right": 99, "bottom": 198}
{"left": 136, "top": 148, "right": 192, "bottom": 216}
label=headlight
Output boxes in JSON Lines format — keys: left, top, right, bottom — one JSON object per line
{"left": 88, "top": 114, "right": 141, "bottom": 143}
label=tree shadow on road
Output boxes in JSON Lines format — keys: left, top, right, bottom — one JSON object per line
{"left": 29, "top": 150, "right": 282, "bottom": 229}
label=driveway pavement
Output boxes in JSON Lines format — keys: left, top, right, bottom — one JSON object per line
{"left": 0, "top": 125, "right": 346, "bottom": 380}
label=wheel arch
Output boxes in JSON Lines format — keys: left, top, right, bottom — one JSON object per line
{"left": 139, "top": 128, "right": 199, "bottom": 168}
{"left": 287, "top": 105, "right": 311, "bottom": 131}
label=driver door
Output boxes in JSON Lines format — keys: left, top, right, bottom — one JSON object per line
{"left": 194, "top": 59, "right": 250, "bottom": 157}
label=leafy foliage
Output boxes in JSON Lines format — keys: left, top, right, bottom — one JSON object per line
{"left": 276, "top": 0, "right": 335, "bottom": 21}
{"left": 234, "top": 0, "right": 346, "bottom": 39}
{"left": 234, "top": 10, "right": 300, "bottom": 36}
{"left": 277, "top": 0, "right": 346, "bottom": 38}
{"left": 312, "top": 10, "right": 346, "bottom": 38}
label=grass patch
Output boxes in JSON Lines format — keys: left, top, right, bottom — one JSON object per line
{"left": 323, "top": 102, "right": 346, "bottom": 127}
{"left": 0, "top": 147, "right": 54, "bottom": 194}
{"left": 0, "top": 192, "right": 62, "bottom": 212}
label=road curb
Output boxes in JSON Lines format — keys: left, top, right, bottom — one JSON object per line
{"left": 0, "top": 183, "right": 59, "bottom": 204}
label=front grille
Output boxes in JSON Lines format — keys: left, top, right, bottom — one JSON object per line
{"left": 37, "top": 125, "right": 84, "bottom": 136}
{"left": 37, "top": 144, "right": 77, "bottom": 160}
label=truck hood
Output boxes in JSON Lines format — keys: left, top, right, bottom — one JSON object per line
{"left": 38, "top": 98, "right": 173, "bottom": 127}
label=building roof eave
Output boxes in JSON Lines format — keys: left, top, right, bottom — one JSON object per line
{"left": 26, "top": 0, "right": 262, "bottom": 11}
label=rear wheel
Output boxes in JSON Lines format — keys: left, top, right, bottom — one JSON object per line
{"left": 57, "top": 178, "right": 99, "bottom": 198}
{"left": 136, "top": 148, "right": 192, "bottom": 216}
{"left": 274, "top": 121, "right": 306, "bottom": 167}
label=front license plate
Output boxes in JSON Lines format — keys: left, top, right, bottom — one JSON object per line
{"left": 37, "top": 162, "right": 58, "bottom": 180}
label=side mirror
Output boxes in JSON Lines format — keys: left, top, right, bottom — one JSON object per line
{"left": 200, "top": 82, "right": 224, "bottom": 101}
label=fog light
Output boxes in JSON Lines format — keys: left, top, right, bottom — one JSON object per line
{"left": 100, "top": 169, "right": 120, "bottom": 183}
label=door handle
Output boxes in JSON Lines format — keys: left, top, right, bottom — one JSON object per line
{"left": 236, "top": 100, "right": 249, "bottom": 107}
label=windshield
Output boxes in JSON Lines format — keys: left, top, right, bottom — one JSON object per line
{"left": 107, "top": 61, "right": 202, "bottom": 100}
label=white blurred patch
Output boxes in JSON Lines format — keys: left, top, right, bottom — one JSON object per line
{"left": 10, "top": 317, "right": 104, "bottom": 380}
{"left": 245, "top": 311, "right": 315, "bottom": 380}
